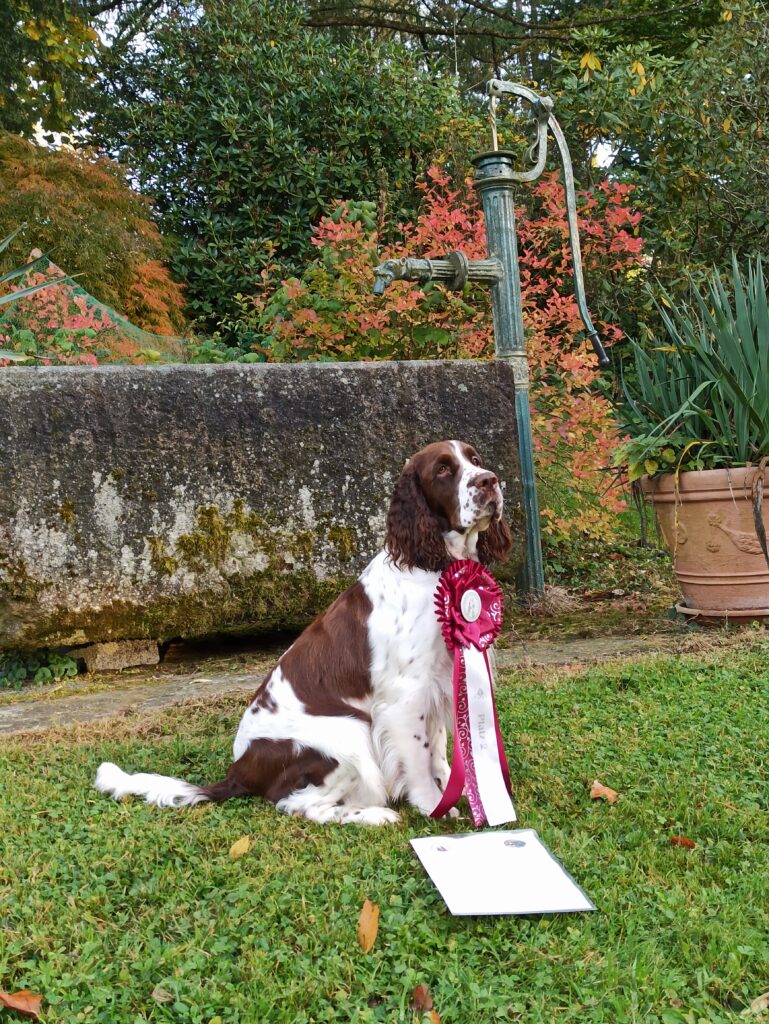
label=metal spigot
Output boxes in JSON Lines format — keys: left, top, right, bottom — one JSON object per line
{"left": 373, "top": 252, "right": 503, "bottom": 295}
{"left": 487, "top": 80, "right": 610, "bottom": 369}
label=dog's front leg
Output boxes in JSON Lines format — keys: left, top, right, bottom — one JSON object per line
{"left": 428, "top": 719, "right": 450, "bottom": 793}
{"left": 373, "top": 689, "right": 453, "bottom": 817}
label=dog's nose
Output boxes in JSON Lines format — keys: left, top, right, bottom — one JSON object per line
{"left": 472, "top": 471, "right": 498, "bottom": 491}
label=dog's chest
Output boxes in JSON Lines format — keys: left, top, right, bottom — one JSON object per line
{"left": 361, "top": 553, "right": 451, "bottom": 683}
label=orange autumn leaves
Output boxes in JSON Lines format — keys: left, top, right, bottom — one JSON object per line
{"left": 410, "top": 984, "right": 442, "bottom": 1024}
{"left": 358, "top": 899, "right": 442, "bottom": 1022}
{"left": 590, "top": 780, "right": 697, "bottom": 849}
{"left": 590, "top": 779, "right": 620, "bottom": 804}
{"left": 0, "top": 989, "right": 43, "bottom": 1019}
{"left": 357, "top": 898, "right": 379, "bottom": 953}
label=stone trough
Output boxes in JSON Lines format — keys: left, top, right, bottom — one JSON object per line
{"left": 0, "top": 361, "right": 522, "bottom": 650}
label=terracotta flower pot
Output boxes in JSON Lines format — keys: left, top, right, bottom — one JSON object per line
{"left": 642, "top": 466, "right": 769, "bottom": 620}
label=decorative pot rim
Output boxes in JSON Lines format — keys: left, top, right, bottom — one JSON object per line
{"left": 641, "top": 464, "right": 769, "bottom": 498}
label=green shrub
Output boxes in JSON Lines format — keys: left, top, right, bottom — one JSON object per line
{"left": 0, "top": 650, "right": 79, "bottom": 689}
{"left": 92, "top": 0, "right": 464, "bottom": 327}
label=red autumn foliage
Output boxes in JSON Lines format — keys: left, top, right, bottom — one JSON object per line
{"left": 237, "top": 166, "right": 643, "bottom": 539}
{"left": 0, "top": 132, "right": 186, "bottom": 337}
{"left": 670, "top": 835, "right": 696, "bottom": 849}
{"left": 0, "top": 261, "right": 184, "bottom": 365}
{"left": 125, "top": 259, "right": 187, "bottom": 337}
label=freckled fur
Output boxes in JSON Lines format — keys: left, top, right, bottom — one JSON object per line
{"left": 93, "top": 440, "right": 511, "bottom": 826}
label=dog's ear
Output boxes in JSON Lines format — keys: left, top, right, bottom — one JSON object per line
{"left": 385, "top": 465, "right": 447, "bottom": 572}
{"left": 477, "top": 515, "right": 513, "bottom": 565}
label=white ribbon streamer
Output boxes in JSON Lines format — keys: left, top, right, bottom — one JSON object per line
{"left": 464, "top": 646, "right": 517, "bottom": 826}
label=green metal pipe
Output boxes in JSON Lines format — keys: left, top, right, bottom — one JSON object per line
{"left": 473, "top": 150, "right": 545, "bottom": 597}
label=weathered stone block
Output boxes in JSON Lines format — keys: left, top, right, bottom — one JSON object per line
{"left": 80, "top": 639, "right": 160, "bottom": 673}
{"left": 0, "top": 361, "right": 522, "bottom": 649}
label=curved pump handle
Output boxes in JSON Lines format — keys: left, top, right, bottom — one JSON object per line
{"left": 488, "top": 80, "right": 610, "bottom": 369}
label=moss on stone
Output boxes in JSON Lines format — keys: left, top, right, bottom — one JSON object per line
{"left": 176, "top": 506, "right": 232, "bottom": 570}
{"left": 57, "top": 499, "right": 76, "bottom": 526}
{"left": 32, "top": 568, "right": 352, "bottom": 647}
{"left": 147, "top": 536, "right": 179, "bottom": 576}
{"left": 0, "top": 551, "right": 44, "bottom": 602}
{"left": 327, "top": 525, "right": 358, "bottom": 562}
{"left": 174, "top": 502, "right": 316, "bottom": 573}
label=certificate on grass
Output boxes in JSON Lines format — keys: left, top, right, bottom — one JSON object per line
{"left": 410, "top": 829, "right": 595, "bottom": 916}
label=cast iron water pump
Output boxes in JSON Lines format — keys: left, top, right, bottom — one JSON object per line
{"left": 373, "top": 80, "right": 609, "bottom": 597}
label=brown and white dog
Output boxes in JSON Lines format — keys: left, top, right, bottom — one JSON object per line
{"left": 95, "top": 440, "right": 512, "bottom": 825}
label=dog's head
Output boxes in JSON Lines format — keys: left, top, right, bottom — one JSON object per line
{"left": 385, "top": 440, "right": 513, "bottom": 571}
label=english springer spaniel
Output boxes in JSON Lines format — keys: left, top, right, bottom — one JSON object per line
{"left": 95, "top": 440, "right": 512, "bottom": 825}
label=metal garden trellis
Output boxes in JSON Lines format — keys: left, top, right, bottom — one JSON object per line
{"left": 373, "top": 79, "right": 609, "bottom": 598}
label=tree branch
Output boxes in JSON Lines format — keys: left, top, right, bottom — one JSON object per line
{"left": 303, "top": 13, "right": 568, "bottom": 43}
{"left": 308, "top": 0, "right": 709, "bottom": 36}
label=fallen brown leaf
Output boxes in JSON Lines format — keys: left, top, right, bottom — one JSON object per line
{"left": 357, "top": 899, "right": 379, "bottom": 953}
{"left": 228, "top": 835, "right": 251, "bottom": 860}
{"left": 670, "top": 835, "right": 696, "bottom": 850}
{"left": 409, "top": 984, "right": 434, "bottom": 1011}
{"left": 151, "top": 985, "right": 174, "bottom": 1004}
{"left": 590, "top": 780, "right": 619, "bottom": 804}
{"left": 0, "top": 990, "right": 43, "bottom": 1019}
{"left": 427, "top": 1012, "right": 442, "bottom": 1024}
{"left": 746, "top": 991, "right": 769, "bottom": 1016}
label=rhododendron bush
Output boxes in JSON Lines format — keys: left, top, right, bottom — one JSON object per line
{"left": 227, "top": 168, "right": 643, "bottom": 539}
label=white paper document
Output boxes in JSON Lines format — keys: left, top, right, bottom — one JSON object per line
{"left": 410, "top": 829, "right": 595, "bottom": 916}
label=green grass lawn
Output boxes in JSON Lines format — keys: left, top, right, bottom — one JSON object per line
{"left": 2, "top": 641, "right": 769, "bottom": 1024}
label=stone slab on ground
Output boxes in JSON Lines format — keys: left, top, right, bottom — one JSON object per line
{"left": 80, "top": 640, "right": 160, "bottom": 673}
{"left": 0, "top": 633, "right": 682, "bottom": 737}
{"left": 499, "top": 634, "right": 664, "bottom": 667}
{"left": 0, "top": 674, "right": 257, "bottom": 736}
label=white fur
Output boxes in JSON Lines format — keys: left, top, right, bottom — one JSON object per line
{"left": 94, "top": 448, "right": 502, "bottom": 826}
{"left": 94, "top": 762, "right": 207, "bottom": 807}
{"left": 451, "top": 439, "right": 503, "bottom": 529}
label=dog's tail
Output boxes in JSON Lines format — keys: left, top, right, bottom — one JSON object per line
{"left": 94, "top": 761, "right": 249, "bottom": 808}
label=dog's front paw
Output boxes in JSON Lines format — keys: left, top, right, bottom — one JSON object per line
{"left": 410, "top": 795, "right": 440, "bottom": 817}
{"left": 418, "top": 803, "right": 459, "bottom": 820}
{"left": 342, "top": 806, "right": 401, "bottom": 826}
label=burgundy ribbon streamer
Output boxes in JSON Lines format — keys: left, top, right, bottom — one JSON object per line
{"left": 431, "top": 559, "right": 512, "bottom": 827}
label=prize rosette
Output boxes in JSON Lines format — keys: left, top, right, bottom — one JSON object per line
{"left": 431, "top": 559, "right": 517, "bottom": 828}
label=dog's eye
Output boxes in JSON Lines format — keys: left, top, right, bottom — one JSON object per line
{"left": 436, "top": 463, "right": 452, "bottom": 476}
{"left": 471, "top": 455, "right": 481, "bottom": 466}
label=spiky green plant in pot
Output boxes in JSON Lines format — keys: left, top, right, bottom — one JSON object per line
{"left": 615, "top": 256, "right": 769, "bottom": 620}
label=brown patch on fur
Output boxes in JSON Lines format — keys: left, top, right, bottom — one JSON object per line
{"left": 201, "top": 739, "right": 338, "bottom": 804}
{"left": 477, "top": 515, "right": 513, "bottom": 565}
{"left": 250, "top": 671, "right": 278, "bottom": 713}
{"left": 275, "top": 581, "right": 373, "bottom": 720}
{"left": 385, "top": 443, "right": 459, "bottom": 571}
